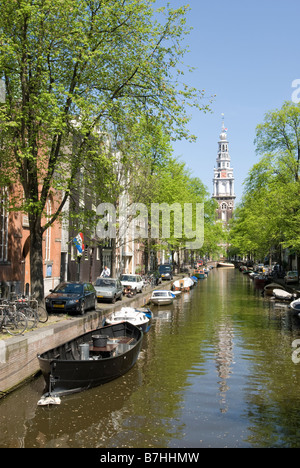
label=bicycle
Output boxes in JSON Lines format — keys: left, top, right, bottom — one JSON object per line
{"left": 29, "top": 295, "right": 48, "bottom": 323}
{"left": 14, "top": 296, "right": 38, "bottom": 330}
{"left": 0, "top": 300, "right": 28, "bottom": 336}
{"left": 11, "top": 293, "right": 48, "bottom": 326}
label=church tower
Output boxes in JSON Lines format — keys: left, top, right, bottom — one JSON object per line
{"left": 212, "top": 118, "right": 236, "bottom": 223}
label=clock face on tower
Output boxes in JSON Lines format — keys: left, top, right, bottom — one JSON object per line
{"left": 221, "top": 170, "right": 227, "bottom": 178}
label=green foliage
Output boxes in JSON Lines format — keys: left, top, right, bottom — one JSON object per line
{"left": 0, "top": 0, "right": 210, "bottom": 228}
{"left": 230, "top": 101, "right": 300, "bottom": 261}
{"left": 0, "top": 0, "right": 214, "bottom": 294}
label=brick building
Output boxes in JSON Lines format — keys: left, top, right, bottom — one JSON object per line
{"left": 0, "top": 185, "right": 62, "bottom": 298}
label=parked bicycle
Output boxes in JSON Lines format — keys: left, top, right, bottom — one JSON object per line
{"left": 0, "top": 300, "right": 28, "bottom": 336}
{"left": 14, "top": 296, "right": 39, "bottom": 329}
{"left": 13, "top": 294, "right": 48, "bottom": 325}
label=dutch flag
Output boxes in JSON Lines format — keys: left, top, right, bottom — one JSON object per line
{"left": 73, "top": 232, "right": 84, "bottom": 255}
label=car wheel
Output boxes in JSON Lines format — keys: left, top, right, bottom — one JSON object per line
{"left": 94, "top": 298, "right": 97, "bottom": 310}
{"left": 80, "top": 301, "right": 85, "bottom": 315}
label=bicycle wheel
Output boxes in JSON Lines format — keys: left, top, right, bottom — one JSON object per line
{"left": 20, "top": 306, "right": 38, "bottom": 329}
{"left": 5, "top": 311, "right": 28, "bottom": 336}
{"left": 37, "top": 304, "right": 48, "bottom": 323}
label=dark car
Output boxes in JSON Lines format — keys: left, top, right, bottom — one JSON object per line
{"left": 158, "top": 264, "right": 173, "bottom": 280}
{"left": 45, "top": 281, "right": 96, "bottom": 315}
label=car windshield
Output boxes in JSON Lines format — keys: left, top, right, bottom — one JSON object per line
{"left": 121, "top": 275, "right": 136, "bottom": 282}
{"left": 55, "top": 283, "right": 83, "bottom": 294}
{"left": 95, "top": 279, "right": 116, "bottom": 288}
{"left": 159, "top": 265, "right": 171, "bottom": 272}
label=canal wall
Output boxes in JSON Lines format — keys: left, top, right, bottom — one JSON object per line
{"left": 0, "top": 281, "right": 173, "bottom": 396}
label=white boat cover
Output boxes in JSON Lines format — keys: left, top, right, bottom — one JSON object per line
{"left": 273, "top": 289, "right": 293, "bottom": 299}
{"left": 106, "top": 307, "right": 149, "bottom": 325}
{"left": 173, "top": 277, "right": 194, "bottom": 288}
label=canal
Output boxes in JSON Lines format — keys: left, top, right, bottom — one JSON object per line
{"left": 1, "top": 267, "right": 300, "bottom": 448}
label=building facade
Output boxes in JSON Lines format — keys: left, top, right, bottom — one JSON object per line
{"left": 0, "top": 185, "right": 62, "bottom": 298}
{"left": 212, "top": 121, "right": 236, "bottom": 224}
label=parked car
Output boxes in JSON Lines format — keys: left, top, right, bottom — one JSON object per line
{"left": 45, "top": 281, "right": 96, "bottom": 315}
{"left": 94, "top": 277, "right": 123, "bottom": 303}
{"left": 120, "top": 274, "right": 144, "bottom": 293}
{"left": 158, "top": 264, "right": 173, "bottom": 281}
{"left": 284, "top": 271, "right": 299, "bottom": 284}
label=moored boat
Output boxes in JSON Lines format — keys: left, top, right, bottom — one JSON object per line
{"left": 217, "top": 262, "right": 235, "bottom": 268}
{"left": 290, "top": 298, "right": 300, "bottom": 313}
{"left": 272, "top": 289, "right": 294, "bottom": 301}
{"left": 135, "top": 307, "right": 153, "bottom": 320}
{"left": 104, "top": 307, "right": 150, "bottom": 332}
{"left": 264, "top": 283, "right": 286, "bottom": 297}
{"left": 172, "top": 277, "right": 194, "bottom": 291}
{"left": 254, "top": 275, "right": 268, "bottom": 288}
{"left": 37, "top": 321, "right": 143, "bottom": 398}
{"left": 171, "top": 290, "right": 182, "bottom": 297}
{"left": 193, "top": 269, "right": 206, "bottom": 279}
{"left": 150, "top": 290, "right": 175, "bottom": 306}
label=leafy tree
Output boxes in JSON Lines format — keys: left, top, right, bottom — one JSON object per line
{"left": 0, "top": 0, "right": 210, "bottom": 301}
{"left": 255, "top": 101, "right": 300, "bottom": 182}
{"left": 230, "top": 101, "right": 300, "bottom": 267}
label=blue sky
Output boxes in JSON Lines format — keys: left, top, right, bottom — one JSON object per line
{"left": 163, "top": 0, "right": 300, "bottom": 203}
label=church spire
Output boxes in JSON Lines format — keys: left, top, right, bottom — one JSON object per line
{"left": 212, "top": 117, "right": 236, "bottom": 224}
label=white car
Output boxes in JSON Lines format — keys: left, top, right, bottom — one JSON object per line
{"left": 120, "top": 274, "right": 144, "bottom": 293}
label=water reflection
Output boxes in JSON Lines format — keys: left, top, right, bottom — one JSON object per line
{"left": 215, "top": 321, "right": 234, "bottom": 414}
{"left": 2, "top": 269, "right": 300, "bottom": 447}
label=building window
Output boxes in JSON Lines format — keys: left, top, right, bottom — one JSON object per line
{"left": 0, "top": 187, "right": 8, "bottom": 262}
{"left": 97, "top": 246, "right": 101, "bottom": 261}
{"left": 71, "top": 245, "right": 76, "bottom": 261}
{"left": 46, "top": 264, "right": 52, "bottom": 277}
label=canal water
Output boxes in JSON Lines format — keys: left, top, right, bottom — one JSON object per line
{"left": 1, "top": 268, "right": 300, "bottom": 448}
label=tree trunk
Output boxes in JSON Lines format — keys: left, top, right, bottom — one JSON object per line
{"left": 29, "top": 216, "right": 45, "bottom": 304}
{"left": 111, "top": 238, "right": 117, "bottom": 278}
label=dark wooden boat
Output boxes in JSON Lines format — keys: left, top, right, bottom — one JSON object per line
{"left": 264, "top": 282, "right": 286, "bottom": 297}
{"left": 254, "top": 275, "right": 268, "bottom": 288}
{"left": 37, "top": 321, "right": 143, "bottom": 397}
